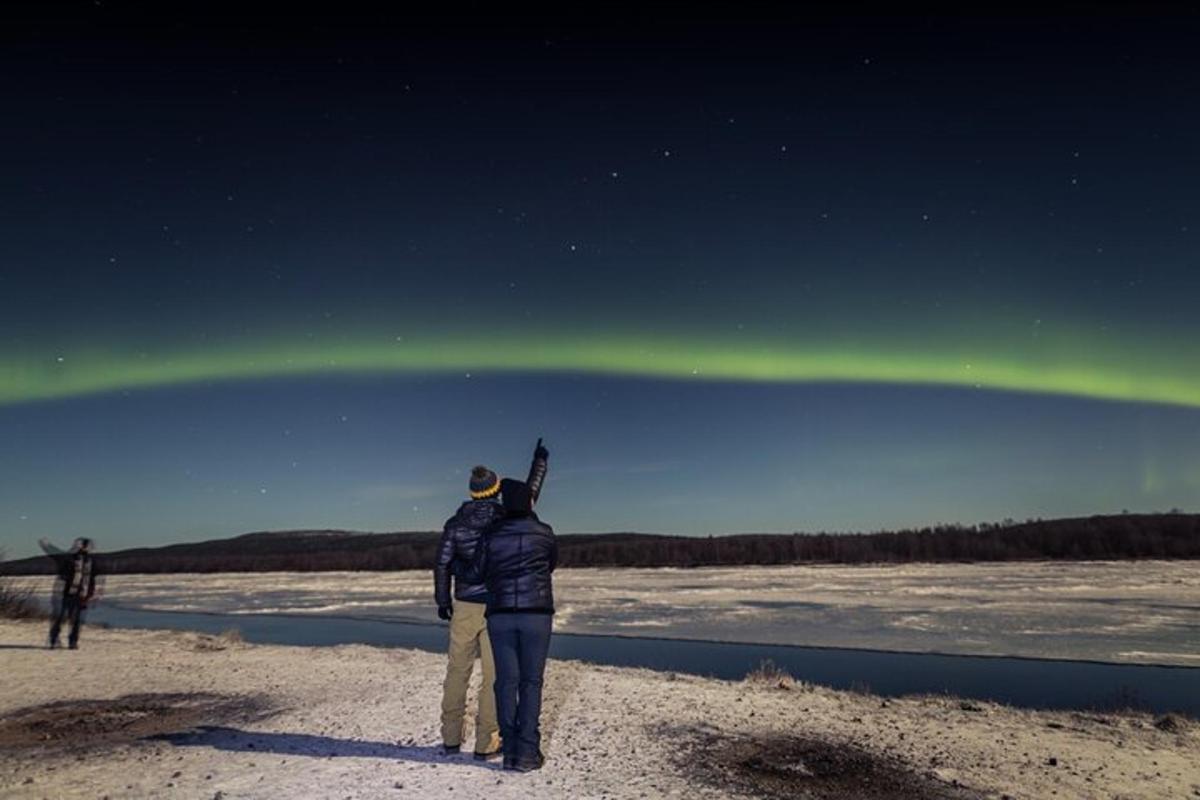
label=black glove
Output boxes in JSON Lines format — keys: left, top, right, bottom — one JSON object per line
{"left": 533, "top": 437, "right": 549, "bottom": 461}
{"left": 437, "top": 605, "right": 453, "bottom": 621}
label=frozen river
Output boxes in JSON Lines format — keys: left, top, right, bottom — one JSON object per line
{"left": 26, "top": 560, "right": 1200, "bottom": 666}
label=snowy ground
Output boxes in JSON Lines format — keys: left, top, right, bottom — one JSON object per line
{"left": 0, "top": 619, "right": 1197, "bottom": 800}
{"left": 18, "top": 560, "right": 1200, "bottom": 665}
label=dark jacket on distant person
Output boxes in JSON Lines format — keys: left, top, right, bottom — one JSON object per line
{"left": 41, "top": 543, "right": 98, "bottom": 602}
{"left": 434, "top": 452, "right": 549, "bottom": 607}
{"left": 462, "top": 506, "right": 558, "bottom": 616}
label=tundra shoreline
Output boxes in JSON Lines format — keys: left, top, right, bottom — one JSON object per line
{"left": 0, "top": 620, "right": 1197, "bottom": 799}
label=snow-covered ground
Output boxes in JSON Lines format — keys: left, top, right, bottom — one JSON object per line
{"left": 0, "top": 619, "right": 1196, "bottom": 800}
{"left": 19, "top": 560, "right": 1198, "bottom": 666}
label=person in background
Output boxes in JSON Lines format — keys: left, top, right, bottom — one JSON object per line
{"left": 462, "top": 471, "right": 558, "bottom": 772}
{"left": 38, "top": 537, "right": 101, "bottom": 650}
{"left": 434, "top": 439, "right": 549, "bottom": 760}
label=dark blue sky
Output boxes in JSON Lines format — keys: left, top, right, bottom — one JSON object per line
{"left": 2, "top": 4, "right": 1198, "bottom": 557}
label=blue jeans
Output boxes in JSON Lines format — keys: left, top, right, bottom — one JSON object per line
{"left": 487, "top": 613, "right": 553, "bottom": 764}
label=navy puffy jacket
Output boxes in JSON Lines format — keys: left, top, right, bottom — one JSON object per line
{"left": 433, "top": 451, "right": 548, "bottom": 608}
{"left": 434, "top": 499, "right": 503, "bottom": 606}
{"left": 463, "top": 511, "right": 557, "bottom": 615}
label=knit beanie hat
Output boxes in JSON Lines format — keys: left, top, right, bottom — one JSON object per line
{"left": 469, "top": 465, "right": 501, "bottom": 499}
{"left": 500, "top": 478, "right": 533, "bottom": 515}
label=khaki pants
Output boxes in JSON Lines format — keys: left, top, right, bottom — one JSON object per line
{"left": 440, "top": 600, "right": 500, "bottom": 752}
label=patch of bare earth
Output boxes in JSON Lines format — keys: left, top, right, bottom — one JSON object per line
{"left": 680, "top": 728, "right": 986, "bottom": 800}
{"left": 0, "top": 692, "right": 269, "bottom": 754}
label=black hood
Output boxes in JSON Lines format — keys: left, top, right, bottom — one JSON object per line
{"left": 501, "top": 478, "right": 533, "bottom": 516}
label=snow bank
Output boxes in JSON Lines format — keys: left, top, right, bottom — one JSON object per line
{"left": 1, "top": 619, "right": 1196, "bottom": 799}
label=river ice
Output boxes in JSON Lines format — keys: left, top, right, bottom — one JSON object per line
{"left": 20, "top": 560, "right": 1200, "bottom": 665}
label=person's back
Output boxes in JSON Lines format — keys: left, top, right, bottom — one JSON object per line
{"left": 42, "top": 541, "right": 96, "bottom": 595}
{"left": 435, "top": 447, "right": 549, "bottom": 611}
{"left": 479, "top": 508, "right": 556, "bottom": 615}
{"left": 432, "top": 466, "right": 505, "bottom": 759}
{"left": 435, "top": 494, "right": 504, "bottom": 608}
{"left": 468, "top": 477, "right": 558, "bottom": 772}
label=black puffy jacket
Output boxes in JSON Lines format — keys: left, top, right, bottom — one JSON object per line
{"left": 433, "top": 451, "right": 548, "bottom": 608}
{"left": 40, "top": 542, "right": 99, "bottom": 600}
{"left": 463, "top": 511, "right": 557, "bottom": 615}
{"left": 434, "top": 499, "right": 503, "bottom": 606}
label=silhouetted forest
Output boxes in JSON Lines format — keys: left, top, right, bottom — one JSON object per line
{"left": 1, "top": 514, "right": 1197, "bottom": 575}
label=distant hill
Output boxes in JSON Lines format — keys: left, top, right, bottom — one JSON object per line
{"left": 2, "top": 514, "right": 1197, "bottom": 575}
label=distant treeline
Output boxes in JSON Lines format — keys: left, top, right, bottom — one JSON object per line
{"left": 2, "top": 514, "right": 1197, "bottom": 575}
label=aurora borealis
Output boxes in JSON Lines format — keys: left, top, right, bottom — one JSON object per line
{"left": 2, "top": 5, "right": 1198, "bottom": 555}
{"left": 5, "top": 324, "right": 1200, "bottom": 409}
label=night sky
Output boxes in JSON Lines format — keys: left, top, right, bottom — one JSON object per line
{"left": 2, "top": 5, "right": 1198, "bottom": 557}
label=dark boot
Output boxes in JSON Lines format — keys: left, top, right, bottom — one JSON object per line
{"left": 513, "top": 751, "right": 545, "bottom": 772}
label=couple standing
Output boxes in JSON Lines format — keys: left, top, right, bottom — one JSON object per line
{"left": 433, "top": 438, "right": 556, "bottom": 772}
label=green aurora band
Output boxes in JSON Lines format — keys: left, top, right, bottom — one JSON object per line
{"left": 3, "top": 330, "right": 1198, "bottom": 408}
